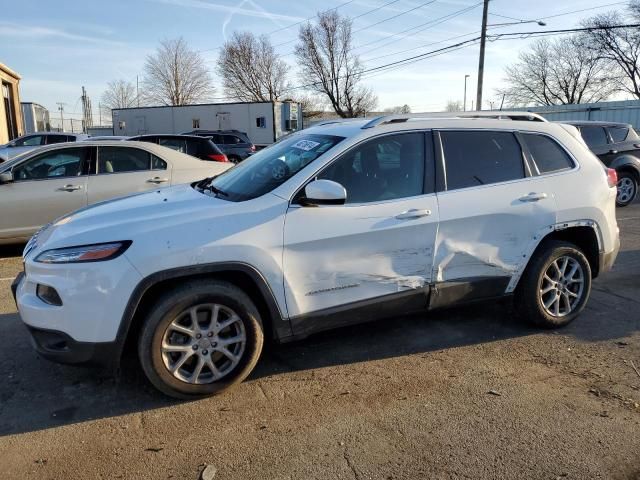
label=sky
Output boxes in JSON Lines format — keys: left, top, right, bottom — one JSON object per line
{"left": 0, "top": 0, "right": 634, "bottom": 125}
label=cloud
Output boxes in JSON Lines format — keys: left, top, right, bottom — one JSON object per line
{"left": 150, "top": 0, "right": 303, "bottom": 24}
{"left": 222, "top": 0, "right": 288, "bottom": 41}
{"left": 0, "top": 22, "right": 122, "bottom": 46}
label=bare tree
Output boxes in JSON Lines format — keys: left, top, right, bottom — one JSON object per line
{"left": 217, "top": 32, "right": 288, "bottom": 102}
{"left": 294, "top": 93, "right": 327, "bottom": 119}
{"left": 445, "top": 100, "right": 463, "bottom": 112}
{"left": 101, "top": 79, "right": 138, "bottom": 110}
{"left": 143, "top": 37, "right": 215, "bottom": 106}
{"left": 583, "top": 2, "right": 640, "bottom": 98}
{"left": 384, "top": 104, "right": 411, "bottom": 114}
{"left": 295, "top": 11, "right": 377, "bottom": 118}
{"left": 499, "top": 36, "right": 614, "bottom": 106}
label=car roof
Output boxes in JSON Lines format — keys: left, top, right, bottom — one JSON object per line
{"left": 132, "top": 134, "right": 210, "bottom": 141}
{"left": 24, "top": 132, "right": 88, "bottom": 137}
{"left": 560, "top": 120, "right": 632, "bottom": 128}
{"left": 303, "top": 115, "right": 564, "bottom": 139}
{"left": 0, "top": 140, "right": 210, "bottom": 170}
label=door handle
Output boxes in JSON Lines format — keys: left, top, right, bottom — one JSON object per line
{"left": 518, "top": 192, "right": 548, "bottom": 202}
{"left": 147, "top": 177, "right": 169, "bottom": 184}
{"left": 395, "top": 208, "right": 432, "bottom": 220}
{"left": 57, "top": 184, "right": 82, "bottom": 192}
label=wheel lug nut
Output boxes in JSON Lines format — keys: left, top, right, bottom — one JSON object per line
{"left": 196, "top": 334, "right": 202, "bottom": 339}
{"left": 202, "top": 350, "right": 208, "bottom": 355}
{"left": 207, "top": 332, "right": 213, "bottom": 337}
{"left": 211, "top": 342, "right": 217, "bottom": 347}
{"left": 192, "top": 345, "right": 198, "bottom": 350}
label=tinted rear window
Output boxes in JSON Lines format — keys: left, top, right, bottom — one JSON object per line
{"left": 607, "top": 126, "right": 629, "bottom": 143}
{"left": 521, "top": 134, "right": 573, "bottom": 174}
{"left": 440, "top": 131, "right": 525, "bottom": 190}
{"left": 580, "top": 126, "right": 607, "bottom": 148}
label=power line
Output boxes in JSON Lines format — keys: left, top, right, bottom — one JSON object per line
{"left": 267, "top": 0, "right": 358, "bottom": 36}
{"left": 279, "top": 22, "right": 640, "bottom": 95}
{"left": 274, "top": 0, "right": 433, "bottom": 49}
{"left": 353, "top": 0, "right": 437, "bottom": 33}
{"left": 490, "top": 1, "right": 628, "bottom": 24}
{"left": 357, "top": 2, "right": 483, "bottom": 56}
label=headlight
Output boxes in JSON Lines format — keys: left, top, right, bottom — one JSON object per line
{"left": 35, "top": 241, "right": 132, "bottom": 264}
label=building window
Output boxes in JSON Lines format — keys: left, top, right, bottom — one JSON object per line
{"left": 192, "top": 118, "right": 200, "bottom": 129}
{"left": 256, "top": 116, "right": 266, "bottom": 128}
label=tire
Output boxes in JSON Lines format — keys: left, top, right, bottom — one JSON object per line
{"left": 615, "top": 170, "right": 638, "bottom": 207}
{"left": 516, "top": 240, "right": 592, "bottom": 328}
{"left": 138, "top": 280, "right": 264, "bottom": 399}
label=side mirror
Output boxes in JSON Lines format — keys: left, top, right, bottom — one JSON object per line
{"left": 300, "top": 179, "right": 346, "bottom": 206}
{"left": 0, "top": 171, "right": 14, "bottom": 184}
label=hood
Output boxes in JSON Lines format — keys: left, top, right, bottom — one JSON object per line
{"left": 33, "top": 184, "right": 237, "bottom": 252}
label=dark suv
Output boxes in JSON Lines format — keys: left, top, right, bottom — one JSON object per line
{"left": 128, "top": 134, "right": 229, "bottom": 163}
{"left": 564, "top": 121, "right": 640, "bottom": 206}
{"left": 182, "top": 129, "right": 255, "bottom": 163}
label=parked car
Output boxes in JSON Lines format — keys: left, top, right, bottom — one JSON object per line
{"left": 12, "top": 115, "right": 619, "bottom": 398}
{"left": 0, "top": 141, "right": 231, "bottom": 244}
{"left": 0, "top": 132, "right": 89, "bottom": 162}
{"left": 562, "top": 121, "right": 640, "bottom": 207}
{"left": 182, "top": 129, "right": 255, "bottom": 163}
{"left": 86, "top": 136, "right": 129, "bottom": 141}
{"left": 129, "top": 134, "right": 229, "bottom": 163}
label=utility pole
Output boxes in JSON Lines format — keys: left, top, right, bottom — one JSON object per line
{"left": 56, "top": 102, "right": 65, "bottom": 132}
{"left": 476, "top": 0, "right": 489, "bottom": 111}
{"left": 137, "top": 75, "right": 140, "bottom": 107}
{"left": 463, "top": 74, "right": 470, "bottom": 112}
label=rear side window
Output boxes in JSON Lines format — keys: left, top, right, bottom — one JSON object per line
{"left": 151, "top": 155, "right": 167, "bottom": 170}
{"left": 607, "top": 126, "right": 629, "bottom": 143}
{"left": 45, "top": 135, "right": 69, "bottom": 145}
{"left": 521, "top": 134, "right": 574, "bottom": 174}
{"left": 98, "top": 146, "right": 151, "bottom": 173}
{"left": 440, "top": 131, "right": 524, "bottom": 190}
{"left": 158, "top": 138, "right": 187, "bottom": 153}
{"left": 223, "top": 135, "right": 242, "bottom": 145}
{"left": 580, "top": 126, "right": 607, "bottom": 148}
{"left": 186, "top": 140, "right": 201, "bottom": 157}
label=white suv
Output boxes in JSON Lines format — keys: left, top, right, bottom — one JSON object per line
{"left": 12, "top": 115, "right": 620, "bottom": 398}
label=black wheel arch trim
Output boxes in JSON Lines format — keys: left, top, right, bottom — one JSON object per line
{"left": 610, "top": 155, "right": 640, "bottom": 178}
{"left": 113, "top": 262, "right": 290, "bottom": 365}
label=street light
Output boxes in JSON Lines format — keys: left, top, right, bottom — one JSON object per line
{"left": 463, "top": 74, "right": 470, "bottom": 112}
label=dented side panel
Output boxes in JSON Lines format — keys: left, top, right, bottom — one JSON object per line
{"left": 434, "top": 176, "right": 557, "bottom": 285}
{"left": 282, "top": 195, "right": 439, "bottom": 318}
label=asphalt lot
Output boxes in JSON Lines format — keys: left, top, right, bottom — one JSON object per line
{"left": 0, "top": 203, "right": 639, "bottom": 480}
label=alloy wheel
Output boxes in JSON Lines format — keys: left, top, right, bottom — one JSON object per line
{"left": 161, "top": 303, "right": 246, "bottom": 384}
{"left": 617, "top": 176, "right": 636, "bottom": 205}
{"left": 539, "top": 256, "right": 585, "bottom": 317}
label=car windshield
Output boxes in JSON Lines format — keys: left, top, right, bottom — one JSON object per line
{"left": 198, "top": 133, "right": 345, "bottom": 201}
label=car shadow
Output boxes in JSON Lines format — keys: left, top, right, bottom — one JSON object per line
{"left": 2, "top": 269, "right": 639, "bottom": 438}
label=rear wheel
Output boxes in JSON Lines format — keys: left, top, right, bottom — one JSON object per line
{"left": 516, "top": 240, "right": 592, "bottom": 328}
{"left": 138, "top": 280, "right": 264, "bottom": 398}
{"left": 616, "top": 171, "right": 638, "bottom": 207}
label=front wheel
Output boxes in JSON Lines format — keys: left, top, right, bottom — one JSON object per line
{"left": 516, "top": 240, "right": 592, "bottom": 328}
{"left": 138, "top": 280, "right": 264, "bottom": 398}
{"left": 616, "top": 171, "right": 638, "bottom": 207}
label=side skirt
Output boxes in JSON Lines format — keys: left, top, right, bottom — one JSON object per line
{"left": 283, "top": 276, "right": 511, "bottom": 343}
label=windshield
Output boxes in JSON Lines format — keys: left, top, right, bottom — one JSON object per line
{"left": 201, "top": 133, "right": 345, "bottom": 202}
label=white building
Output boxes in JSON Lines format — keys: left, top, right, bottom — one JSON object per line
{"left": 112, "top": 101, "right": 303, "bottom": 147}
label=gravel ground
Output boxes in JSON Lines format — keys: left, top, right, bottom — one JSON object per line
{"left": 0, "top": 203, "right": 639, "bottom": 480}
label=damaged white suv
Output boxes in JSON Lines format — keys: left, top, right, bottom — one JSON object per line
{"left": 13, "top": 114, "right": 620, "bottom": 398}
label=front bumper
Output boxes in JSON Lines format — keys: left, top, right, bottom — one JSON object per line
{"left": 25, "top": 325, "right": 118, "bottom": 367}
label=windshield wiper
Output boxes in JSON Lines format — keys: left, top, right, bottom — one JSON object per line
{"left": 209, "top": 185, "right": 228, "bottom": 197}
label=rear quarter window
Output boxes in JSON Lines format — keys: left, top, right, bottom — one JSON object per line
{"left": 607, "top": 126, "right": 629, "bottom": 143}
{"left": 521, "top": 133, "right": 574, "bottom": 174}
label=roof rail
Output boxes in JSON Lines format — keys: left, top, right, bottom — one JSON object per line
{"left": 361, "top": 111, "right": 547, "bottom": 129}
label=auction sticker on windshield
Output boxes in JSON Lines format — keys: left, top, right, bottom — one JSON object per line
{"left": 292, "top": 140, "right": 321, "bottom": 151}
